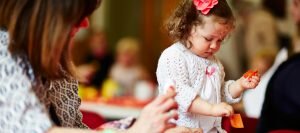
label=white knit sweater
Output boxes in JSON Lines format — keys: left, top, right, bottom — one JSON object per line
{"left": 156, "top": 42, "right": 242, "bottom": 133}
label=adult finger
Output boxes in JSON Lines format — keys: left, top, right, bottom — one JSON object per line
{"left": 151, "top": 87, "right": 176, "bottom": 106}
{"left": 165, "top": 126, "right": 191, "bottom": 133}
{"left": 164, "top": 123, "right": 177, "bottom": 132}
{"left": 191, "top": 128, "right": 203, "bottom": 133}
{"left": 158, "top": 99, "right": 178, "bottom": 113}
{"left": 161, "top": 109, "right": 178, "bottom": 122}
{"left": 165, "top": 86, "right": 176, "bottom": 98}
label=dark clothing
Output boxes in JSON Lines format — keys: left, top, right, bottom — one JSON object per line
{"left": 50, "top": 104, "right": 61, "bottom": 126}
{"left": 86, "top": 54, "right": 114, "bottom": 88}
{"left": 257, "top": 53, "right": 300, "bottom": 133}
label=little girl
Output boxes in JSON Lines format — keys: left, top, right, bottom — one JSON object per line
{"left": 156, "top": 0, "right": 260, "bottom": 132}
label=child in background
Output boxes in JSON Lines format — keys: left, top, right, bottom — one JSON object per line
{"left": 242, "top": 50, "right": 276, "bottom": 118}
{"left": 156, "top": 0, "right": 260, "bottom": 132}
{"left": 76, "top": 31, "right": 114, "bottom": 86}
{"left": 110, "top": 37, "right": 151, "bottom": 97}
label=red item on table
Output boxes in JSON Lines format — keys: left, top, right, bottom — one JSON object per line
{"left": 230, "top": 114, "right": 244, "bottom": 128}
{"left": 96, "top": 96, "right": 151, "bottom": 108}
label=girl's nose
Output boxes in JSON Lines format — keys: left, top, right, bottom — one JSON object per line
{"left": 210, "top": 42, "right": 218, "bottom": 49}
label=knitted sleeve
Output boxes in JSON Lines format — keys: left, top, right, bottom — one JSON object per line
{"left": 218, "top": 59, "right": 242, "bottom": 104}
{"left": 157, "top": 49, "right": 198, "bottom": 112}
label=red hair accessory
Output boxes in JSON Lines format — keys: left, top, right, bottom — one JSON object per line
{"left": 193, "top": 0, "right": 218, "bottom": 15}
{"left": 70, "top": 17, "right": 89, "bottom": 37}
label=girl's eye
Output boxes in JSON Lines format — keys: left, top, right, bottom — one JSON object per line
{"left": 217, "top": 39, "right": 223, "bottom": 43}
{"left": 203, "top": 36, "right": 213, "bottom": 41}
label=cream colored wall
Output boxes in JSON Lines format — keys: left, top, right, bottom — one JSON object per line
{"left": 90, "top": 0, "right": 108, "bottom": 31}
{"left": 74, "top": 1, "right": 107, "bottom": 43}
{"left": 216, "top": 35, "right": 242, "bottom": 79}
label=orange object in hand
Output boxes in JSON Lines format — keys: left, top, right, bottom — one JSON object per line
{"left": 243, "top": 69, "right": 258, "bottom": 79}
{"left": 230, "top": 114, "right": 244, "bottom": 128}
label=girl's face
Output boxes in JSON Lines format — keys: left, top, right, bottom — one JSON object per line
{"left": 188, "top": 17, "right": 231, "bottom": 58}
{"left": 291, "top": 0, "right": 300, "bottom": 23}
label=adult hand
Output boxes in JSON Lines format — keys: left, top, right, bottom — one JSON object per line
{"left": 165, "top": 126, "right": 203, "bottom": 133}
{"left": 127, "top": 86, "right": 178, "bottom": 133}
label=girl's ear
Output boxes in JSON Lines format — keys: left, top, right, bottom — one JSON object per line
{"left": 190, "top": 25, "right": 200, "bottom": 37}
{"left": 190, "top": 25, "right": 196, "bottom": 36}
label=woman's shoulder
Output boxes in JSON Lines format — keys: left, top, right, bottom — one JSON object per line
{"left": 278, "top": 53, "right": 300, "bottom": 70}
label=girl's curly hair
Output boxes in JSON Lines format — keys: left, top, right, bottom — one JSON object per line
{"left": 166, "top": 0, "right": 234, "bottom": 46}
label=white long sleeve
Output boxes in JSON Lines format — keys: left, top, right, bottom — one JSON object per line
{"left": 157, "top": 44, "right": 199, "bottom": 113}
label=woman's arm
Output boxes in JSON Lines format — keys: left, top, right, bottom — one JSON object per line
{"left": 48, "top": 127, "right": 99, "bottom": 133}
{"left": 126, "top": 88, "right": 178, "bottom": 133}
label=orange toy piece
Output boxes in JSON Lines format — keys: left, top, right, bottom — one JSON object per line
{"left": 243, "top": 69, "right": 258, "bottom": 79}
{"left": 230, "top": 114, "right": 244, "bottom": 128}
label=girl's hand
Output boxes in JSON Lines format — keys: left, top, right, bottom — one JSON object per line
{"left": 128, "top": 86, "right": 178, "bottom": 133}
{"left": 238, "top": 74, "right": 260, "bottom": 90}
{"left": 210, "top": 102, "right": 234, "bottom": 117}
{"left": 229, "top": 70, "right": 261, "bottom": 99}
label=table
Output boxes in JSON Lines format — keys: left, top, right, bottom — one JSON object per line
{"left": 80, "top": 101, "right": 142, "bottom": 120}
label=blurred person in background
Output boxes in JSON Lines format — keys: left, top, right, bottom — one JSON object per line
{"left": 257, "top": 0, "right": 300, "bottom": 132}
{"left": 250, "top": 50, "right": 276, "bottom": 76}
{"left": 231, "top": 0, "right": 256, "bottom": 73}
{"left": 0, "top": 0, "right": 200, "bottom": 133}
{"left": 242, "top": 0, "right": 293, "bottom": 119}
{"left": 244, "top": 0, "right": 290, "bottom": 66}
{"left": 108, "top": 37, "right": 153, "bottom": 98}
{"left": 76, "top": 31, "right": 114, "bottom": 88}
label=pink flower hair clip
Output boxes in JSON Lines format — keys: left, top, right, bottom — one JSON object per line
{"left": 193, "top": 0, "right": 218, "bottom": 15}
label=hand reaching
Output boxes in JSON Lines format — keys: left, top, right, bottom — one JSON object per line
{"left": 239, "top": 71, "right": 260, "bottom": 90}
{"left": 210, "top": 102, "right": 234, "bottom": 117}
{"left": 229, "top": 70, "right": 261, "bottom": 99}
{"left": 128, "top": 86, "right": 178, "bottom": 133}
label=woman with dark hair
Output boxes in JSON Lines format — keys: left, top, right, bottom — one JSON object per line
{"left": 257, "top": 0, "right": 300, "bottom": 132}
{"left": 0, "top": 0, "right": 183, "bottom": 133}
